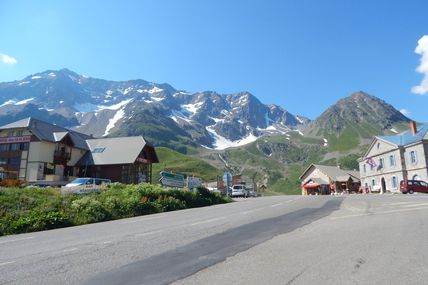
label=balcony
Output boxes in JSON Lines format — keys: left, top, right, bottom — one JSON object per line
{"left": 53, "top": 150, "right": 71, "bottom": 165}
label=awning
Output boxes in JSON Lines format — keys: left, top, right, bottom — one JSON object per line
{"left": 303, "top": 183, "right": 320, "bottom": 189}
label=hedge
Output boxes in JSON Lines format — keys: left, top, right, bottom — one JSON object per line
{"left": 0, "top": 183, "right": 231, "bottom": 236}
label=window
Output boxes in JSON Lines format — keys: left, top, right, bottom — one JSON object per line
{"left": 0, "top": 158, "right": 7, "bottom": 164}
{"left": 10, "top": 143, "right": 20, "bottom": 151}
{"left": 363, "top": 164, "right": 366, "bottom": 173}
{"left": 391, "top": 176, "right": 397, "bottom": 189}
{"left": 389, "top": 155, "right": 395, "bottom": 167}
{"left": 15, "top": 130, "right": 23, "bottom": 137}
{"left": 0, "top": 144, "right": 9, "bottom": 152}
{"left": 20, "top": 143, "right": 29, "bottom": 150}
{"left": 410, "top": 151, "right": 417, "bottom": 164}
{"left": 379, "top": 158, "right": 384, "bottom": 169}
{"left": 372, "top": 179, "right": 376, "bottom": 186}
{"left": 92, "top": 147, "right": 106, "bottom": 153}
{"left": 7, "top": 131, "right": 14, "bottom": 137}
{"left": 8, "top": 157, "right": 20, "bottom": 165}
{"left": 377, "top": 143, "right": 380, "bottom": 149}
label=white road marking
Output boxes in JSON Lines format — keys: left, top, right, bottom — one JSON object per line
{"left": 388, "top": 202, "right": 415, "bottom": 205}
{"left": 241, "top": 207, "right": 266, "bottom": 215}
{"left": 121, "top": 215, "right": 163, "bottom": 224}
{"left": 400, "top": 202, "right": 428, "bottom": 208}
{"left": 135, "top": 230, "right": 164, "bottom": 237}
{"left": 0, "top": 236, "right": 35, "bottom": 245}
{"left": 271, "top": 203, "right": 284, "bottom": 207}
{"left": 62, "top": 247, "right": 78, "bottom": 253}
{"left": 331, "top": 206, "right": 428, "bottom": 220}
{"left": 102, "top": 241, "right": 113, "bottom": 245}
{"left": 0, "top": 261, "right": 16, "bottom": 267}
{"left": 190, "top": 217, "right": 226, "bottom": 226}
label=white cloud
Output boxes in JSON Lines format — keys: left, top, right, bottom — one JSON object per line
{"left": 0, "top": 53, "right": 17, "bottom": 65}
{"left": 400, "top": 108, "right": 411, "bottom": 116}
{"left": 411, "top": 35, "right": 428, "bottom": 95}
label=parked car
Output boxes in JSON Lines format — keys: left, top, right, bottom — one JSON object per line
{"left": 231, "top": 185, "right": 248, "bottom": 198}
{"left": 400, "top": 179, "right": 428, "bottom": 194}
{"left": 61, "top": 178, "right": 111, "bottom": 194}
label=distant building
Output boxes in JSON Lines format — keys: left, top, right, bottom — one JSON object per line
{"left": 359, "top": 122, "right": 428, "bottom": 193}
{"left": 0, "top": 117, "right": 158, "bottom": 184}
{"left": 299, "top": 164, "right": 360, "bottom": 195}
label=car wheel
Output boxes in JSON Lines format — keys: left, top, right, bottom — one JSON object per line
{"left": 409, "top": 189, "right": 414, "bottom": 194}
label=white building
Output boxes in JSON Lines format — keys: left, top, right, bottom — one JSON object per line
{"left": 359, "top": 122, "right": 428, "bottom": 193}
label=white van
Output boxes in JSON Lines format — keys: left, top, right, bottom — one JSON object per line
{"left": 231, "top": 185, "right": 248, "bottom": 198}
{"left": 61, "top": 178, "right": 111, "bottom": 194}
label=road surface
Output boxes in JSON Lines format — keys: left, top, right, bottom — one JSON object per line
{"left": 1, "top": 195, "right": 428, "bottom": 284}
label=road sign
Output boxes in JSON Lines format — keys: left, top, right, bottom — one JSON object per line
{"left": 187, "top": 177, "right": 201, "bottom": 190}
{"left": 160, "top": 171, "right": 185, "bottom": 188}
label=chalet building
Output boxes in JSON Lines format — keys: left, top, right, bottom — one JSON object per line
{"left": 359, "top": 122, "right": 428, "bottom": 193}
{"left": 0, "top": 117, "right": 158, "bottom": 184}
{"left": 300, "top": 164, "right": 360, "bottom": 195}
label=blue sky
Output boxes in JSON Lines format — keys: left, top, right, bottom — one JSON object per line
{"left": 1, "top": 0, "right": 428, "bottom": 121}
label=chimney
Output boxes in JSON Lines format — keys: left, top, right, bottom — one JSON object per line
{"left": 410, "top": 121, "right": 417, "bottom": 135}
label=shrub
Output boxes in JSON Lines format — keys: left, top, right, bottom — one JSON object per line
{"left": 1, "top": 211, "right": 71, "bottom": 235}
{"left": 0, "top": 183, "right": 232, "bottom": 236}
{"left": 71, "top": 197, "right": 109, "bottom": 224}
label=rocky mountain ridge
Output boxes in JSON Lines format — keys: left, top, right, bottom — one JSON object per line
{"left": 0, "top": 69, "right": 308, "bottom": 150}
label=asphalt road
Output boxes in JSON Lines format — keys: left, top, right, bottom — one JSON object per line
{"left": 1, "top": 194, "right": 428, "bottom": 284}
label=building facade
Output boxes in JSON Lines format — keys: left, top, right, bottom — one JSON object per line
{"left": 359, "top": 122, "right": 428, "bottom": 193}
{"left": 0, "top": 117, "right": 158, "bottom": 184}
{"left": 300, "top": 164, "right": 360, "bottom": 195}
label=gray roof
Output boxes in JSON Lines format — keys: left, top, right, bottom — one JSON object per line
{"left": 0, "top": 117, "right": 90, "bottom": 150}
{"left": 378, "top": 123, "right": 428, "bottom": 146}
{"left": 80, "top": 136, "right": 150, "bottom": 165}
{"left": 300, "top": 164, "right": 360, "bottom": 182}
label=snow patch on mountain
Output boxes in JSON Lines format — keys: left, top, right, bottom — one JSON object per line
{"left": 16, "top": 98, "right": 35, "bottom": 105}
{"left": 0, "top": 100, "right": 17, "bottom": 107}
{"left": 295, "top": 116, "right": 304, "bottom": 124}
{"left": 99, "top": 99, "right": 133, "bottom": 111}
{"left": 148, "top": 87, "right": 163, "bottom": 94}
{"left": 182, "top": 102, "right": 203, "bottom": 115}
{"left": 206, "top": 126, "right": 259, "bottom": 150}
{"left": 103, "top": 109, "right": 125, "bottom": 136}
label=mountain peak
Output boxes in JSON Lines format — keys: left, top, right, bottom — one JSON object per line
{"left": 307, "top": 91, "right": 410, "bottom": 138}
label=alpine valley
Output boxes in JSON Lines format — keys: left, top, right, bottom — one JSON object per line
{"left": 0, "top": 69, "right": 411, "bottom": 194}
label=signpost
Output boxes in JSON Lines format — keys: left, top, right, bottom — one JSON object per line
{"left": 187, "top": 177, "right": 201, "bottom": 190}
{"left": 159, "top": 171, "right": 185, "bottom": 188}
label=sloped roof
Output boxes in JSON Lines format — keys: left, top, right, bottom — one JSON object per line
{"left": 377, "top": 124, "right": 428, "bottom": 146}
{"left": 0, "top": 117, "right": 90, "bottom": 150}
{"left": 80, "top": 136, "right": 150, "bottom": 165}
{"left": 304, "top": 177, "right": 329, "bottom": 185}
{"left": 300, "top": 164, "right": 360, "bottom": 182}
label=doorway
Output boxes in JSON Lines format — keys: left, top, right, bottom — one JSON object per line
{"left": 381, "top": 177, "right": 386, "bottom": 193}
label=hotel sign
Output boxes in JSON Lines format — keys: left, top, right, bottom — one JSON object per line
{"left": 0, "top": 136, "right": 31, "bottom": 144}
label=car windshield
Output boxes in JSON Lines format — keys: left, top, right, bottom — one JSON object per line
{"left": 70, "top": 178, "right": 90, "bottom": 184}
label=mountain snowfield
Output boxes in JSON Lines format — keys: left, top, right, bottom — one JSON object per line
{"left": 0, "top": 69, "right": 308, "bottom": 150}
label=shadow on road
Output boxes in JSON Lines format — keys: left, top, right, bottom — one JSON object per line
{"left": 84, "top": 198, "right": 343, "bottom": 285}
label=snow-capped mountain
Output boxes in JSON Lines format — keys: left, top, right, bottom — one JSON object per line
{"left": 0, "top": 69, "right": 308, "bottom": 150}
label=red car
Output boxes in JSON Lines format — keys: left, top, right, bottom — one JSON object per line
{"left": 400, "top": 180, "right": 428, "bottom": 194}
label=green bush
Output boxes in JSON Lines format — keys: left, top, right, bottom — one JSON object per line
{"left": 0, "top": 184, "right": 231, "bottom": 236}
{"left": 1, "top": 211, "right": 71, "bottom": 235}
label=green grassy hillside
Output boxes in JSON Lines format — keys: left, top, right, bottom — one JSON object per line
{"left": 153, "top": 147, "right": 222, "bottom": 183}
